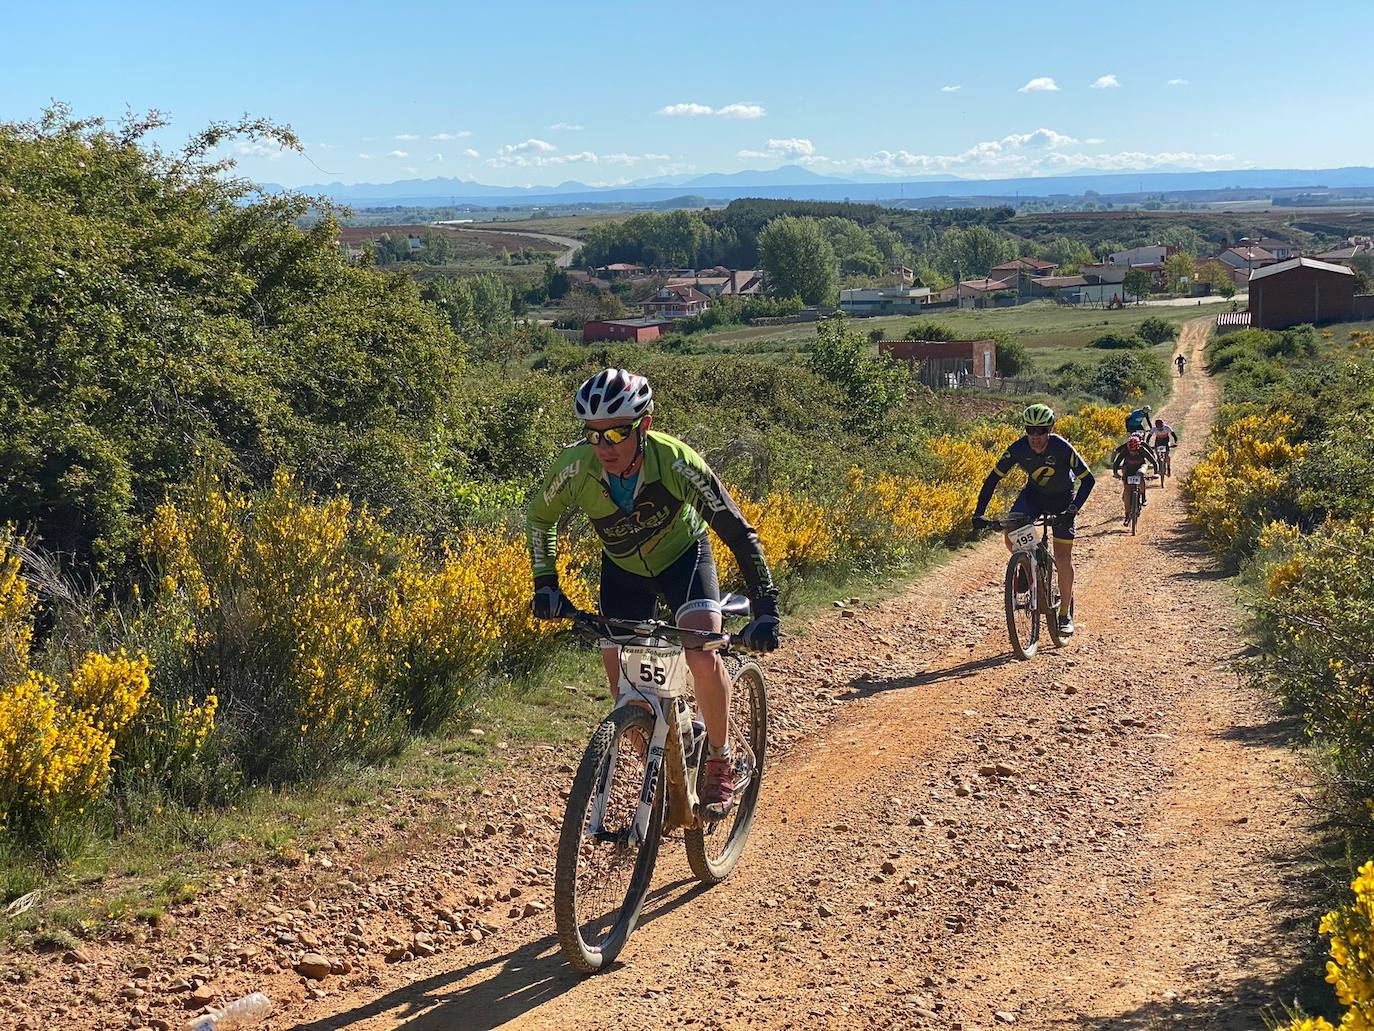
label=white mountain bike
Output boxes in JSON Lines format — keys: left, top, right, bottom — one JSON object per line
{"left": 553, "top": 596, "right": 767, "bottom": 973}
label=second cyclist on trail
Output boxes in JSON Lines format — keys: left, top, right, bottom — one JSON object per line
{"left": 971, "top": 404, "right": 1095, "bottom": 636}
{"left": 525, "top": 368, "right": 781, "bottom": 819}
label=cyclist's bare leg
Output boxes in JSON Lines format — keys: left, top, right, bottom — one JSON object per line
{"left": 1053, "top": 537, "right": 1074, "bottom": 614}
{"left": 678, "top": 608, "right": 729, "bottom": 749}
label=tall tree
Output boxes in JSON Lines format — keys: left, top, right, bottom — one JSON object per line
{"left": 758, "top": 216, "right": 839, "bottom": 305}
{"left": 1162, "top": 252, "right": 1198, "bottom": 294}
{"left": 1123, "top": 268, "right": 1153, "bottom": 304}
{"left": 937, "top": 225, "right": 1015, "bottom": 279}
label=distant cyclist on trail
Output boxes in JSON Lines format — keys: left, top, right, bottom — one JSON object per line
{"left": 1175, "top": 354, "right": 1186, "bottom": 376}
{"left": 1110, "top": 434, "right": 1161, "bottom": 524}
{"left": 1125, "top": 403, "right": 1152, "bottom": 435}
{"left": 525, "top": 368, "right": 781, "bottom": 819}
{"left": 970, "top": 403, "right": 1095, "bottom": 636}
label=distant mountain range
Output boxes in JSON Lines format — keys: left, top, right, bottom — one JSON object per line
{"left": 262, "top": 165, "right": 1374, "bottom": 209}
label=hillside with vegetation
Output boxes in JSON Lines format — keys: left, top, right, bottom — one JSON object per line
{"left": 0, "top": 109, "right": 1139, "bottom": 876}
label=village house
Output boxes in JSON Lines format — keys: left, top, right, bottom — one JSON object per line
{"left": 1107, "top": 244, "right": 1177, "bottom": 269}
{"left": 1217, "top": 245, "right": 1278, "bottom": 273}
{"left": 663, "top": 268, "right": 765, "bottom": 297}
{"left": 939, "top": 277, "right": 1017, "bottom": 308}
{"left": 642, "top": 284, "right": 711, "bottom": 319}
{"left": 838, "top": 285, "right": 932, "bottom": 316}
{"left": 991, "top": 257, "right": 1058, "bottom": 278}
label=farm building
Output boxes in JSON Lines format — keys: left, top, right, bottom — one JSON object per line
{"left": 878, "top": 338, "right": 997, "bottom": 388}
{"left": 582, "top": 318, "right": 674, "bottom": 343}
{"left": 1248, "top": 258, "right": 1357, "bottom": 329}
{"left": 839, "top": 285, "right": 932, "bottom": 316}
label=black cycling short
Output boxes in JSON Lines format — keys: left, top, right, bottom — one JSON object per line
{"left": 599, "top": 535, "right": 721, "bottom": 623}
{"left": 1009, "top": 486, "right": 1076, "bottom": 541}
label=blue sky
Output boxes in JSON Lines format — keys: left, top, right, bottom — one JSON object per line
{"left": 4, "top": 0, "right": 1369, "bottom": 187}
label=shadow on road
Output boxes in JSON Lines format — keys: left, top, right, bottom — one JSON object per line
{"left": 843, "top": 652, "right": 1015, "bottom": 698}
{"left": 287, "top": 876, "right": 708, "bottom": 1031}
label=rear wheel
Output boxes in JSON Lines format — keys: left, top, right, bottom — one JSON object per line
{"left": 554, "top": 706, "right": 662, "bottom": 974}
{"left": 685, "top": 657, "right": 768, "bottom": 884}
{"left": 1004, "top": 552, "right": 1038, "bottom": 660}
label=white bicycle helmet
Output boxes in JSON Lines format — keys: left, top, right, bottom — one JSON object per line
{"left": 574, "top": 368, "right": 654, "bottom": 421}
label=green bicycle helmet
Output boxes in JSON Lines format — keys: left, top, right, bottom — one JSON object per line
{"left": 1023, "top": 403, "right": 1056, "bottom": 427}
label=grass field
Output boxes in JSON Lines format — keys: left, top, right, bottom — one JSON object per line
{"left": 669, "top": 299, "right": 1234, "bottom": 360}
{"left": 469, "top": 211, "right": 633, "bottom": 238}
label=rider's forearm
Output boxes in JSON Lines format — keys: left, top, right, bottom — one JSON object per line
{"left": 526, "top": 520, "right": 561, "bottom": 584}
{"left": 1074, "top": 471, "right": 1095, "bottom": 508}
{"left": 973, "top": 471, "right": 1001, "bottom": 516}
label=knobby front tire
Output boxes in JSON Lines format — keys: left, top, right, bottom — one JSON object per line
{"left": 1005, "top": 552, "right": 1039, "bottom": 660}
{"left": 685, "top": 656, "right": 768, "bottom": 885}
{"left": 554, "top": 705, "right": 663, "bottom": 974}
{"left": 1041, "top": 551, "right": 1064, "bottom": 649}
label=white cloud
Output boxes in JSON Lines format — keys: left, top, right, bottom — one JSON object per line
{"left": 644, "top": 153, "right": 670, "bottom": 161}
{"left": 940, "top": 84, "right": 962, "bottom": 92}
{"left": 315, "top": 142, "right": 334, "bottom": 149}
{"left": 428, "top": 153, "right": 443, "bottom": 163}
{"left": 549, "top": 122, "right": 584, "bottom": 131}
{"left": 488, "top": 141, "right": 600, "bottom": 168}
{"left": 401, "top": 166, "right": 417, "bottom": 174}
{"left": 1091, "top": 74, "right": 1120, "bottom": 89}
{"left": 394, "top": 133, "right": 420, "bottom": 140}
{"left": 233, "top": 141, "right": 289, "bottom": 160}
{"left": 387, "top": 150, "right": 409, "bottom": 158}
{"left": 602, "top": 153, "right": 643, "bottom": 166}
{"left": 357, "top": 153, "right": 372, "bottom": 160}
{"left": 717, "top": 102, "right": 766, "bottom": 119}
{"left": 658, "top": 102, "right": 715, "bottom": 117}
{"left": 812, "top": 127, "right": 1236, "bottom": 179}
{"left": 738, "top": 138, "right": 816, "bottom": 161}
{"left": 1167, "top": 78, "right": 1189, "bottom": 86}
{"left": 1018, "top": 77, "right": 1060, "bottom": 93}
{"left": 429, "top": 131, "right": 473, "bottom": 140}
{"left": 1084, "top": 137, "right": 1105, "bottom": 144}
{"left": 496, "top": 138, "right": 557, "bottom": 156}
{"left": 463, "top": 147, "right": 480, "bottom": 158}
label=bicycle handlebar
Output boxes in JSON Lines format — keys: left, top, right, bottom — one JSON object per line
{"left": 973, "top": 513, "right": 1057, "bottom": 531}
{"left": 566, "top": 609, "right": 732, "bottom": 651}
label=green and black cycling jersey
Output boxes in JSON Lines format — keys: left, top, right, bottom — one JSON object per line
{"left": 974, "top": 433, "right": 1095, "bottom": 515}
{"left": 526, "top": 430, "right": 776, "bottom": 602}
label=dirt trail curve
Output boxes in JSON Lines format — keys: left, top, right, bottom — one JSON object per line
{"left": 453, "top": 227, "right": 583, "bottom": 267}
{"left": 293, "top": 318, "right": 1314, "bottom": 1030}
{"left": 5, "top": 319, "right": 1317, "bottom": 1031}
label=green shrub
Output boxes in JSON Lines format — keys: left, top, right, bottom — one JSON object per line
{"left": 1087, "top": 351, "right": 1169, "bottom": 403}
{"left": 1089, "top": 331, "right": 1146, "bottom": 350}
{"left": 1137, "top": 316, "right": 1179, "bottom": 346}
{"left": 995, "top": 339, "right": 1032, "bottom": 378}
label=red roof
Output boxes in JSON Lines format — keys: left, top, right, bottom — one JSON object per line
{"left": 653, "top": 285, "right": 711, "bottom": 303}
{"left": 992, "top": 257, "right": 1056, "bottom": 272}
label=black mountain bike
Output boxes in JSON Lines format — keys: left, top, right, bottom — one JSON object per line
{"left": 975, "top": 514, "right": 1066, "bottom": 660}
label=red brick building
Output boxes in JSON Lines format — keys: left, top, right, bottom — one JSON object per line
{"left": 879, "top": 338, "right": 997, "bottom": 387}
{"left": 582, "top": 318, "right": 674, "bottom": 343}
{"left": 1249, "top": 258, "right": 1357, "bottom": 329}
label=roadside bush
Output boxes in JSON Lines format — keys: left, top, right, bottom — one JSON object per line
{"left": 1089, "top": 331, "right": 1146, "bottom": 350}
{"left": 1137, "top": 316, "right": 1179, "bottom": 346}
{"left": 995, "top": 339, "right": 1032, "bottom": 378}
{"left": 1086, "top": 350, "right": 1169, "bottom": 403}
{"left": 1182, "top": 407, "right": 1306, "bottom": 566}
{"left": 1253, "top": 521, "right": 1374, "bottom": 847}
{"left": 1276, "top": 859, "right": 1374, "bottom": 1031}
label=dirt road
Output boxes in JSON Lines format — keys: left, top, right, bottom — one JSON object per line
{"left": 7, "top": 320, "right": 1318, "bottom": 1031}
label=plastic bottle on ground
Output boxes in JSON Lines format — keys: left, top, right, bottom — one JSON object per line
{"left": 185, "top": 992, "right": 272, "bottom": 1030}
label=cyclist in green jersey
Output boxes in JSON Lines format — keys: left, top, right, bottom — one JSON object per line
{"left": 526, "top": 368, "right": 780, "bottom": 818}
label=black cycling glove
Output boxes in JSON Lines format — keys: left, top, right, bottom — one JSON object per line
{"left": 531, "top": 582, "right": 573, "bottom": 620}
{"left": 740, "top": 594, "right": 781, "bottom": 652}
